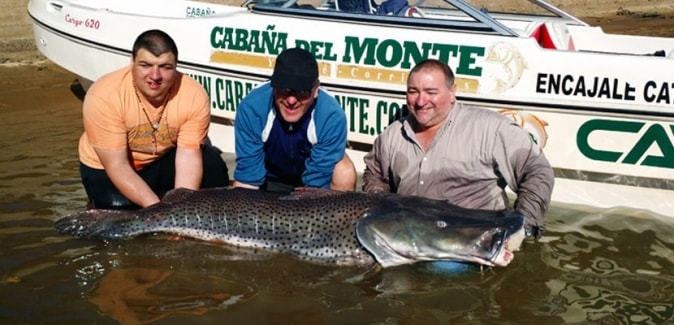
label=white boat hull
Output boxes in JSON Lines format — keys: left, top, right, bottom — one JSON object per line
{"left": 28, "top": 0, "right": 674, "bottom": 218}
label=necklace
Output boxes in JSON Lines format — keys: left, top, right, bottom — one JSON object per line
{"left": 134, "top": 86, "right": 169, "bottom": 155}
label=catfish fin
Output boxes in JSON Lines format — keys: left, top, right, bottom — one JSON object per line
{"left": 54, "top": 209, "right": 130, "bottom": 238}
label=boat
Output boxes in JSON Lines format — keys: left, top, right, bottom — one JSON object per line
{"left": 28, "top": 0, "right": 674, "bottom": 217}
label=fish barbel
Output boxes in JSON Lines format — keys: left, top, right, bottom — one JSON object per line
{"left": 54, "top": 187, "right": 524, "bottom": 268}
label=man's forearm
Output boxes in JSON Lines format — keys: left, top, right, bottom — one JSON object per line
{"left": 175, "top": 147, "right": 203, "bottom": 190}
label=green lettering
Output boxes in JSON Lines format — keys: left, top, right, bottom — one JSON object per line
{"left": 221, "top": 79, "right": 235, "bottom": 111}
{"left": 376, "top": 39, "right": 402, "bottom": 68}
{"left": 623, "top": 124, "right": 674, "bottom": 168}
{"left": 210, "top": 27, "right": 224, "bottom": 48}
{"left": 431, "top": 44, "right": 459, "bottom": 65}
{"left": 322, "top": 42, "right": 338, "bottom": 61}
{"left": 295, "top": 40, "right": 310, "bottom": 51}
{"left": 401, "top": 41, "right": 432, "bottom": 69}
{"left": 357, "top": 98, "right": 370, "bottom": 135}
{"left": 190, "top": 74, "right": 211, "bottom": 98}
{"left": 456, "top": 45, "right": 484, "bottom": 76}
{"left": 342, "top": 36, "right": 377, "bottom": 65}
{"left": 233, "top": 29, "right": 249, "bottom": 51}
{"left": 221, "top": 27, "right": 234, "bottom": 49}
{"left": 248, "top": 29, "right": 261, "bottom": 53}
{"left": 577, "top": 119, "right": 643, "bottom": 162}
{"left": 214, "top": 78, "right": 226, "bottom": 110}
{"left": 263, "top": 25, "right": 286, "bottom": 55}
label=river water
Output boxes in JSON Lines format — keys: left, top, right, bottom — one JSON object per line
{"left": 2, "top": 24, "right": 674, "bottom": 325}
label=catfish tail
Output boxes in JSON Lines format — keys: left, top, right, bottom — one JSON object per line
{"left": 54, "top": 209, "right": 136, "bottom": 239}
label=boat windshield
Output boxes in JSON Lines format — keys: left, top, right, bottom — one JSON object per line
{"left": 247, "top": 0, "right": 577, "bottom": 18}
{"left": 461, "top": 0, "right": 556, "bottom": 16}
{"left": 246, "top": 0, "right": 584, "bottom": 36}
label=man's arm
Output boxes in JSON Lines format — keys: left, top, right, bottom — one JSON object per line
{"left": 172, "top": 74, "right": 217, "bottom": 190}
{"left": 175, "top": 146, "right": 203, "bottom": 190}
{"left": 495, "top": 123, "right": 554, "bottom": 236}
{"left": 233, "top": 115, "right": 267, "bottom": 188}
{"left": 95, "top": 147, "right": 160, "bottom": 208}
{"left": 303, "top": 103, "right": 348, "bottom": 188}
{"left": 233, "top": 91, "right": 269, "bottom": 189}
{"left": 512, "top": 148, "right": 554, "bottom": 235}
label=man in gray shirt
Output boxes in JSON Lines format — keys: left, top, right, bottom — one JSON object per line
{"left": 362, "top": 59, "right": 554, "bottom": 238}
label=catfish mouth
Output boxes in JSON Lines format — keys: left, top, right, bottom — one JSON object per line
{"left": 503, "top": 227, "right": 526, "bottom": 262}
{"left": 471, "top": 226, "right": 525, "bottom": 267}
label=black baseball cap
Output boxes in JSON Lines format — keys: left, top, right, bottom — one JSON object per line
{"left": 270, "top": 48, "right": 318, "bottom": 91}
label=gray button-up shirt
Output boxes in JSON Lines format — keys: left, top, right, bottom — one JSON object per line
{"left": 362, "top": 102, "right": 554, "bottom": 231}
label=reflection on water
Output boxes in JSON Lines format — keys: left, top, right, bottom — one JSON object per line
{"left": 536, "top": 208, "right": 674, "bottom": 324}
{"left": 89, "top": 266, "right": 255, "bottom": 324}
{"left": 2, "top": 63, "right": 674, "bottom": 323}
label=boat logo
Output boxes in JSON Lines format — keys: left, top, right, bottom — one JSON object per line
{"left": 499, "top": 109, "right": 549, "bottom": 148}
{"left": 481, "top": 42, "right": 526, "bottom": 93}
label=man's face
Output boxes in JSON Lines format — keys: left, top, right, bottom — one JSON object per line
{"left": 131, "top": 48, "right": 178, "bottom": 106}
{"left": 406, "top": 67, "right": 456, "bottom": 130}
{"left": 273, "top": 85, "right": 319, "bottom": 123}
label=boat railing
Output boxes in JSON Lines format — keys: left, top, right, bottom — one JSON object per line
{"left": 526, "top": 0, "right": 588, "bottom": 26}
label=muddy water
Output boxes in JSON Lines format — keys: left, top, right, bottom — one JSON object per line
{"left": 1, "top": 21, "right": 674, "bottom": 325}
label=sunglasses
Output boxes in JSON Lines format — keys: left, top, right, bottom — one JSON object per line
{"left": 274, "top": 88, "right": 314, "bottom": 100}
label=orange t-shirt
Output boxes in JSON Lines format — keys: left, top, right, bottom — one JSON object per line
{"left": 78, "top": 66, "right": 210, "bottom": 170}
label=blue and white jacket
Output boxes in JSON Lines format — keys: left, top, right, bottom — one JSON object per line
{"left": 233, "top": 82, "right": 348, "bottom": 188}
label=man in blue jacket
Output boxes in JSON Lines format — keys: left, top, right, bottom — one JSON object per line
{"left": 232, "top": 48, "right": 356, "bottom": 192}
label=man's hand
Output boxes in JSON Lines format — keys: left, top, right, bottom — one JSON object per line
{"left": 232, "top": 181, "right": 259, "bottom": 190}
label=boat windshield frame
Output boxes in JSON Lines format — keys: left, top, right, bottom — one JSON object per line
{"left": 246, "top": 0, "right": 586, "bottom": 36}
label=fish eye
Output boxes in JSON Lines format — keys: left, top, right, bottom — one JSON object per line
{"left": 436, "top": 220, "right": 447, "bottom": 228}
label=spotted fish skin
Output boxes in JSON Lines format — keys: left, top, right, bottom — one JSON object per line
{"left": 55, "top": 187, "right": 524, "bottom": 268}
{"left": 55, "top": 187, "right": 381, "bottom": 266}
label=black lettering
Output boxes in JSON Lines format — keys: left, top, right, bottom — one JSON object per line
{"left": 535, "top": 73, "right": 547, "bottom": 94}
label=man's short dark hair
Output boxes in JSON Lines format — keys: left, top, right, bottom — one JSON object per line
{"left": 132, "top": 29, "right": 178, "bottom": 61}
{"left": 409, "top": 59, "right": 455, "bottom": 88}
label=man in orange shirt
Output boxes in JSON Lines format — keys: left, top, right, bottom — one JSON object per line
{"left": 79, "top": 29, "right": 229, "bottom": 209}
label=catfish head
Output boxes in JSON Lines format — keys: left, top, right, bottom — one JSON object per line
{"left": 356, "top": 195, "right": 525, "bottom": 268}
